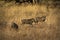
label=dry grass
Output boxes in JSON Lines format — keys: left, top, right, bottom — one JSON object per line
{"left": 0, "top": 1, "right": 60, "bottom": 40}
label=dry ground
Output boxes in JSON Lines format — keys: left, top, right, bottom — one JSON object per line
{"left": 0, "top": 1, "right": 60, "bottom": 40}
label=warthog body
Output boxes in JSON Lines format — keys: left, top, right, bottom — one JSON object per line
{"left": 21, "top": 18, "right": 34, "bottom": 25}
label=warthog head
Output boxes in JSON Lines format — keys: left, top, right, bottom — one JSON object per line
{"left": 34, "top": 16, "right": 46, "bottom": 23}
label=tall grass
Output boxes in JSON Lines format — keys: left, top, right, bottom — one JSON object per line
{"left": 0, "top": 1, "right": 60, "bottom": 40}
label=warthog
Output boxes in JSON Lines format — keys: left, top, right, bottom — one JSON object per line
{"left": 21, "top": 18, "right": 34, "bottom": 25}
{"left": 11, "top": 22, "right": 18, "bottom": 30}
{"left": 34, "top": 16, "right": 46, "bottom": 23}
{"left": 21, "top": 16, "right": 46, "bottom": 25}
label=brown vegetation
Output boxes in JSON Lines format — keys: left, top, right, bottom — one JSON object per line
{"left": 0, "top": 1, "right": 60, "bottom": 40}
